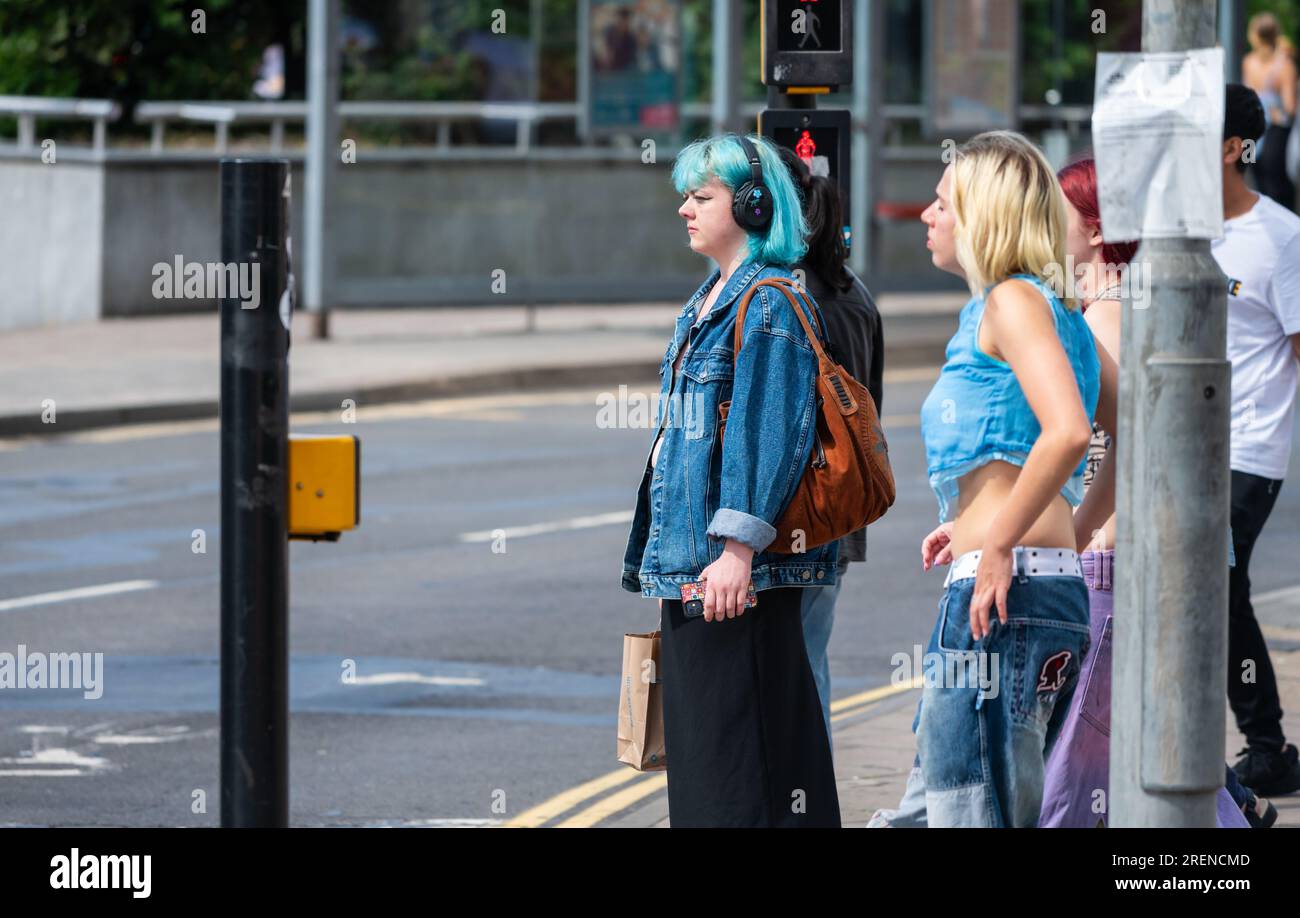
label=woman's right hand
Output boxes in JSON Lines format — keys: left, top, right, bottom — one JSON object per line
{"left": 921, "top": 522, "right": 955, "bottom": 571}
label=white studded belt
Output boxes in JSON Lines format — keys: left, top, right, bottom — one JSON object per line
{"left": 944, "top": 545, "right": 1083, "bottom": 586}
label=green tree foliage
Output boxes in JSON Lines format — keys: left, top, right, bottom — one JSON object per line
{"left": 341, "top": 0, "right": 525, "bottom": 101}
{"left": 0, "top": 0, "right": 284, "bottom": 111}
{"left": 1019, "top": 0, "right": 1142, "bottom": 105}
{"left": 1247, "top": 0, "right": 1300, "bottom": 47}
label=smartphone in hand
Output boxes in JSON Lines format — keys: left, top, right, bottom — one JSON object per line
{"left": 680, "top": 579, "right": 758, "bottom": 617}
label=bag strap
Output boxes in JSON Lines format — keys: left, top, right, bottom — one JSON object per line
{"left": 731, "top": 277, "right": 831, "bottom": 367}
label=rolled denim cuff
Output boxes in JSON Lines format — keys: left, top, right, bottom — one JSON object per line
{"left": 707, "top": 508, "right": 777, "bottom": 554}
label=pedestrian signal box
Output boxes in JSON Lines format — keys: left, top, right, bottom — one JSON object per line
{"left": 762, "top": 0, "right": 853, "bottom": 90}
{"left": 759, "top": 108, "right": 853, "bottom": 242}
{"left": 288, "top": 434, "right": 360, "bottom": 541}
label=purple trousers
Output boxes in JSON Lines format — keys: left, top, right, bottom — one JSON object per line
{"left": 1039, "top": 550, "right": 1248, "bottom": 828}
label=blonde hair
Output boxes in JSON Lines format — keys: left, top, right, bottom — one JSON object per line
{"left": 1249, "top": 13, "right": 1295, "bottom": 58}
{"left": 950, "top": 130, "right": 1076, "bottom": 309}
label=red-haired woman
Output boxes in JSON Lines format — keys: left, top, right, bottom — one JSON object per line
{"left": 1038, "top": 158, "right": 1259, "bottom": 827}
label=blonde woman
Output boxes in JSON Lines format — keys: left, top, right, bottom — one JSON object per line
{"left": 1243, "top": 12, "right": 1297, "bottom": 209}
{"left": 904, "top": 132, "right": 1100, "bottom": 828}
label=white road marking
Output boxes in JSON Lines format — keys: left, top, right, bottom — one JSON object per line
{"left": 93, "top": 726, "right": 201, "bottom": 745}
{"left": 0, "top": 747, "right": 113, "bottom": 777}
{"left": 350, "top": 673, "right": 485, "bottom": 687}
{"left": 1255, "top": 584, "right": 1300, "bottom": 608}
{"left": 460, "top": 510, "right": 634, "bottom": 543}
{"left": 0, "top": 579, "right": 158, "bottom": 612}
{"left": 0, "top": 748, "right": 110, "bottom": 768}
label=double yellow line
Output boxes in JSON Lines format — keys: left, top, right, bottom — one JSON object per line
{"left": 502, "top": 676, "right": 922, "bottom": 828}
{"left": 502, "top": 768, "right": 663, "bottom": 829}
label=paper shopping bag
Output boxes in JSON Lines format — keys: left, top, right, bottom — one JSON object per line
{"left": 616, "top": 630, "right": 666, "bottom": 771}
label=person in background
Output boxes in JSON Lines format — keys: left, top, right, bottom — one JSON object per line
{"left": 1242, "top": 13, "right": 1297, "bottom": 211}
{"left": 776, "top": 144, "right": 885, "bottom": 749}
{"left": 1037, "top": 157, "right": 1251, "bottom": 828}
{"left": 1215, "top": 84, "right": 1300, "bottom": 799}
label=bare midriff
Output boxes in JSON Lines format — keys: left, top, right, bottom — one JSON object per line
{"left": 948, "top": 459, "right": 1078, "bottom": 557}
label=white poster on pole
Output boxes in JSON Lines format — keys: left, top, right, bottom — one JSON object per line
{"left": 1092, "top": 47, "right": 1224, "bottom": 240}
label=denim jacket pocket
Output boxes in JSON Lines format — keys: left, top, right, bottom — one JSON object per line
{"left": 679, "top": 350, "right": 733, "bottom": 441}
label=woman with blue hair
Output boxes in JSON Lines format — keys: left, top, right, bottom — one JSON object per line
{"left": 620, "top": 133, "right": 842, "bottom": 826}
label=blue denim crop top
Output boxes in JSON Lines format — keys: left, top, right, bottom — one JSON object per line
{"left": 919, "top": 274, "right": 1100, "bottom": 523}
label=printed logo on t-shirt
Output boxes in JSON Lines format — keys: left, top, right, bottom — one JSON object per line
{"left": 1227, "top": 278, "right": 1243, "bottom": 296}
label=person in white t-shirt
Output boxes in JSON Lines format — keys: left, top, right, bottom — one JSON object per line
{"left": 1213, "top": 84, "right": 1300, "bottom": 798}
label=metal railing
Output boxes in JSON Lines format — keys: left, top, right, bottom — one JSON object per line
{"left": 134, "top": 99, "right": 771, "bottom": 154}
{"left": 0, "top": 95, "right": 121, "bottom": 152}
{"left": 134, "top": 100, "right": 592, "bottom": 154}
{"left": 1, "top": 94, "right": 1096, "bottom": 160}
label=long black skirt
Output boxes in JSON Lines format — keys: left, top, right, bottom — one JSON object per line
{"left": 659, "top": 586, "right": 841, "bottom": 827}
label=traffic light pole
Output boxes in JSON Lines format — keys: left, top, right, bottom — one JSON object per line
{"left": 220, "top": 158, "right": 292, "bottom": 828}
{"left": 850, "top": 0, "right": 883, "bottom": 279}
{"left": 304, "top": 0, "right": 339, "bottom": 340}
{"left": 713, "top": 0, "right": 743, "bottom": 135}
{"left": 1111, "top": 0, "right": 1231, "bottom": 827}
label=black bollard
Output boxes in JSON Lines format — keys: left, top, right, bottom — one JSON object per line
{"left": 219, "top": 158, "right": 291, "bottom": 827}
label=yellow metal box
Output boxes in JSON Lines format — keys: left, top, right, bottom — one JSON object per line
{"left": 288, "top": 434, "right": 360, "bottom": 541}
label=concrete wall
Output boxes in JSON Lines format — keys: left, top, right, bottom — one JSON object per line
{"left": 100, "top": 160, "right": 302, "bottom": 316}
{"left": 0, "top": 160, "right": 103, "bottom": 331}
{"left": 0, "top": 150, "right": 959, "bottom": 330}
{"left": 327, "top": 156, "right": 704, "bottom": 305}
{"left": 96, "top": 156, "right": 708, "bottom": 317}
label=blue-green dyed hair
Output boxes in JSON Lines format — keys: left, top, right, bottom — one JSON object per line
{"left": 671, "top": 133, "right": 809, "bottom": 266}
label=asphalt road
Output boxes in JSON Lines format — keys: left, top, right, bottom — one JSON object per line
{"left": 1, "top": 371, "right": 1297, "bottom": 826}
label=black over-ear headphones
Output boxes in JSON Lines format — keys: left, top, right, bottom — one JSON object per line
{"left": 731, "top": 135, "right": 773, "bottom": 232}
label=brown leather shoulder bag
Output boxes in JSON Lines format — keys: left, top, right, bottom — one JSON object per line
{"left": 717, "top": 276, "right": 895, "bottom": 554}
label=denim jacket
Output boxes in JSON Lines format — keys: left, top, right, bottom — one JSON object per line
{"left": 620, "top": 258, "right": 841, "bottom": 603}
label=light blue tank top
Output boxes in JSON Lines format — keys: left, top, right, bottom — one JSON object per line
{"left": 919, "top": 274, "right": 1100, "bottom": 522}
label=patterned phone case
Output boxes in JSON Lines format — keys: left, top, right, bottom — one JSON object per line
{"left": 680, "top": 580, "right": 758, "bottom": 616}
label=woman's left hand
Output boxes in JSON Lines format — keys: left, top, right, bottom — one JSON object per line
{"left": 698, "top": 540, "right": 755, "bottom": 622}
{"left": 969, "top": 542, "right": 1013, "bottom": 641}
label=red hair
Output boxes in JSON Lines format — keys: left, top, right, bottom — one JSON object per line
{"left": 1057, "top": 158, "right": 1139, "bottom": 266}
